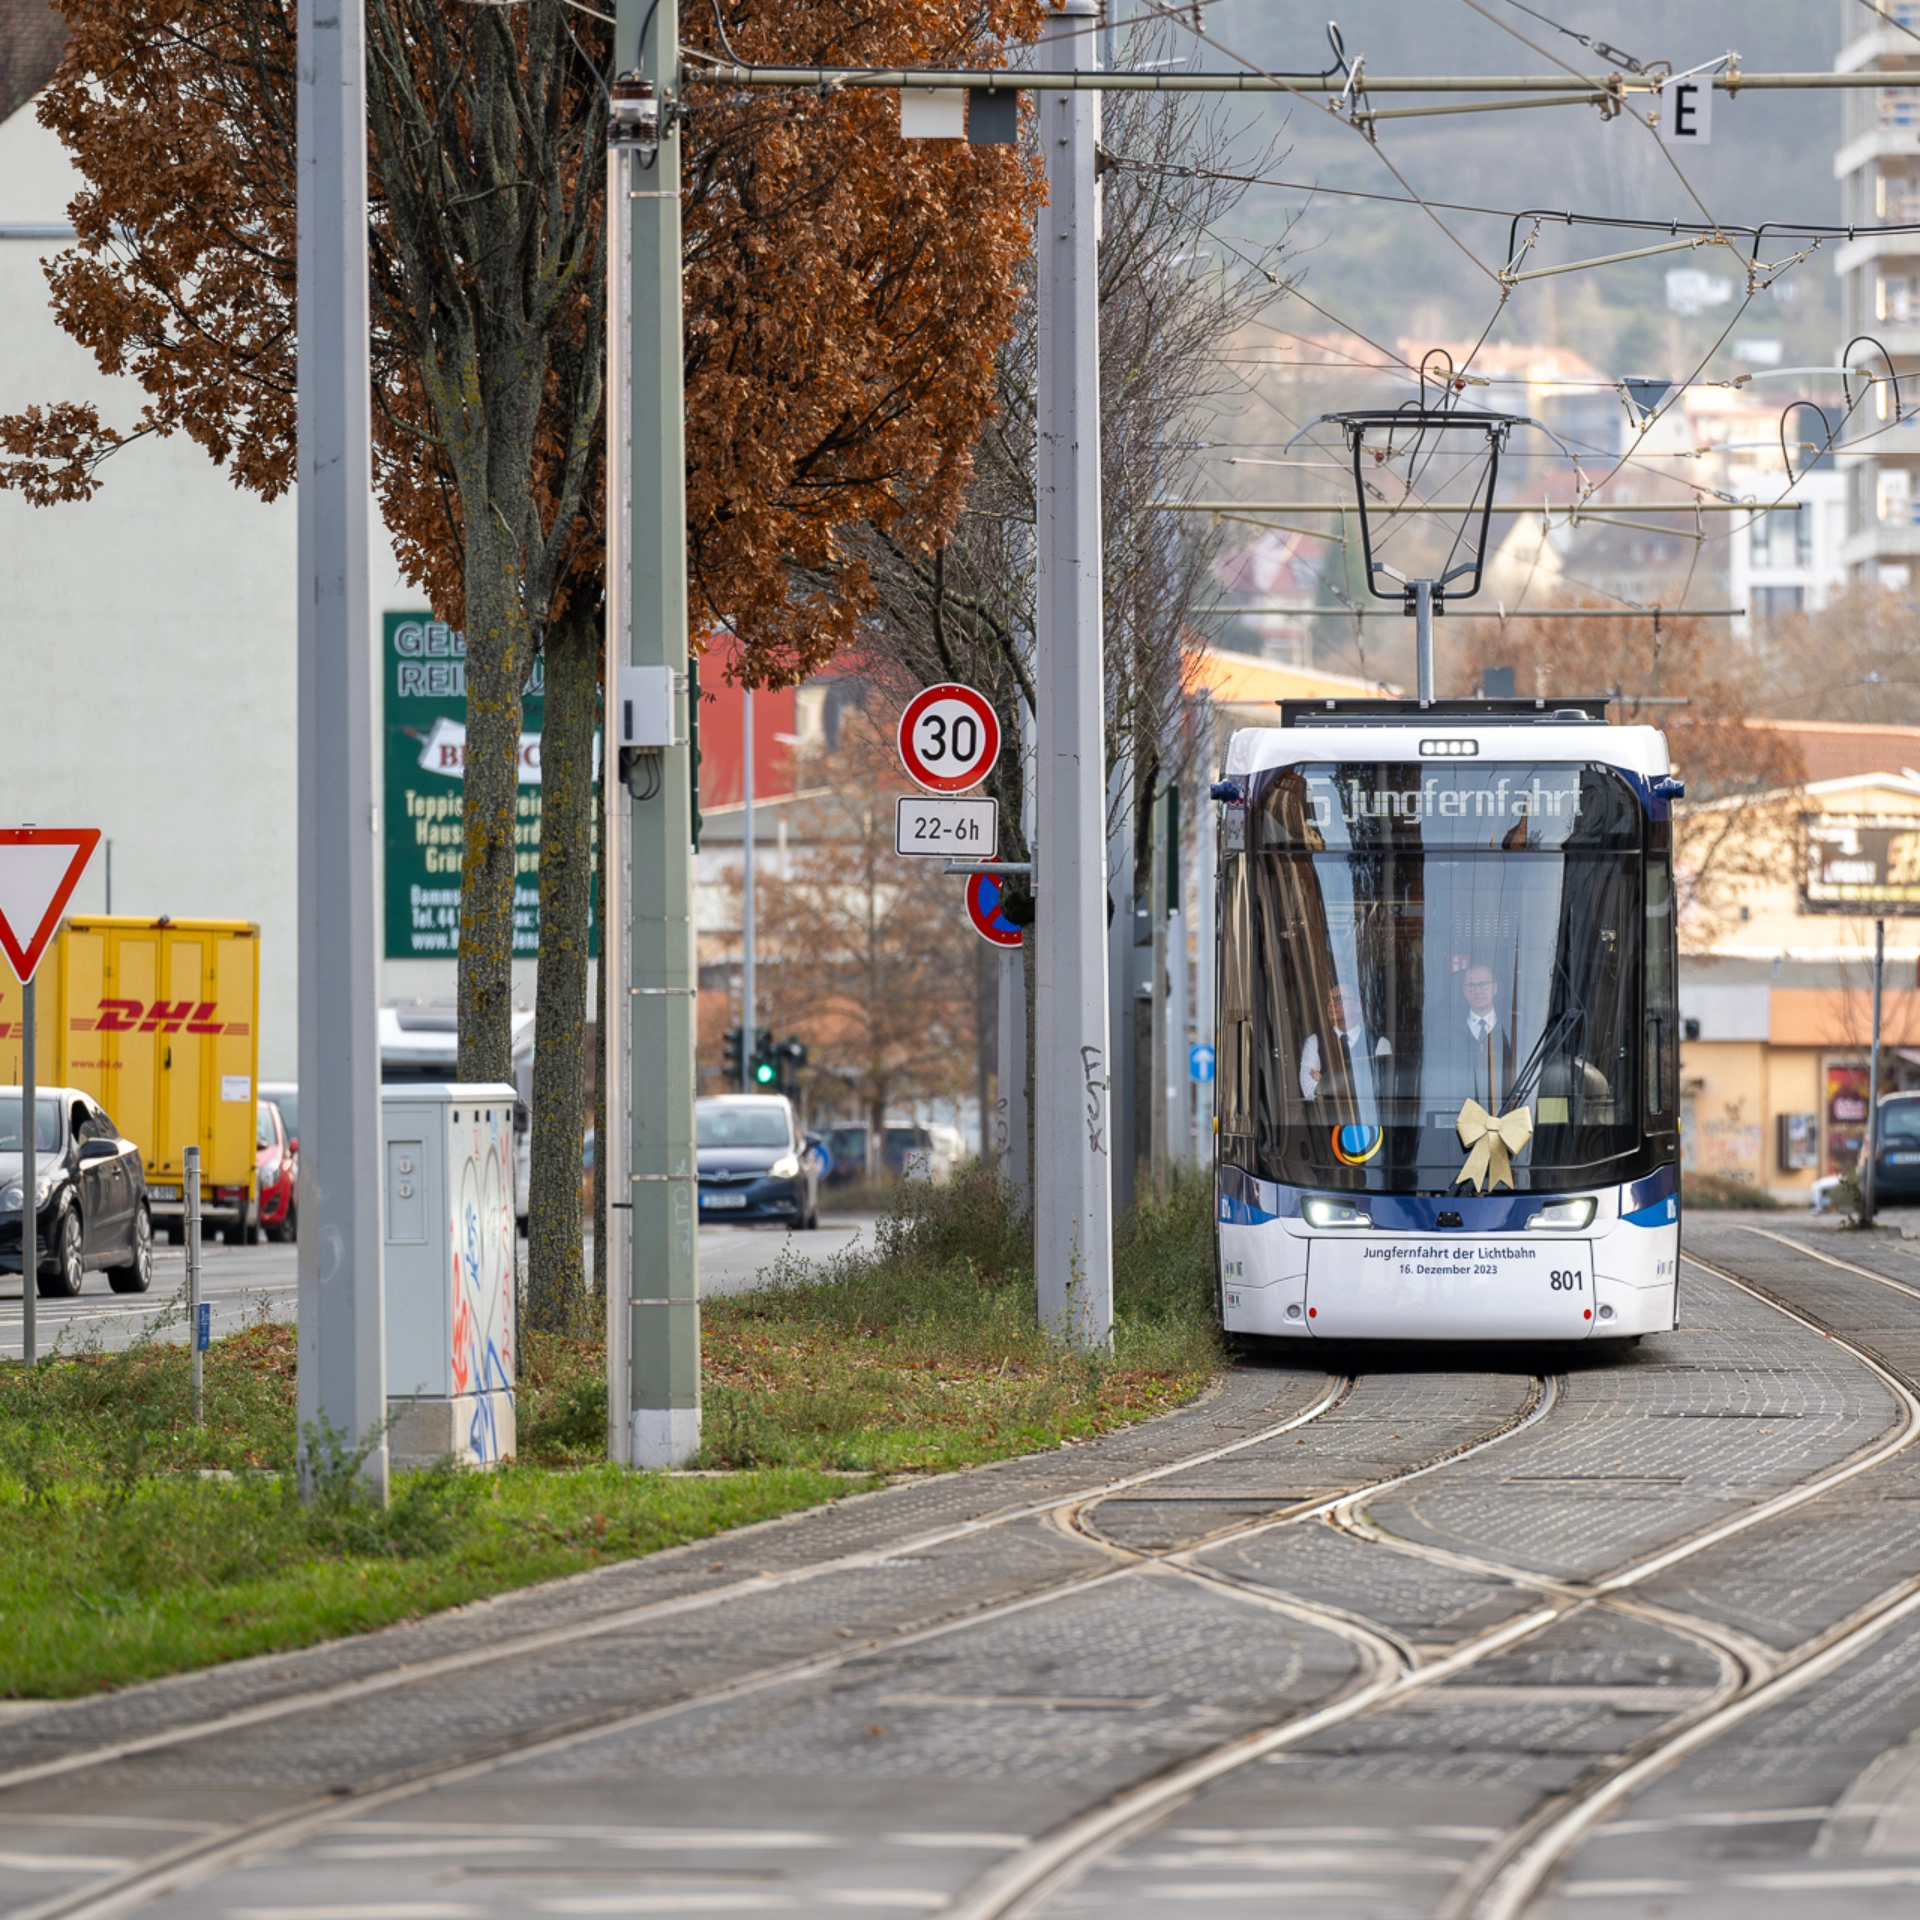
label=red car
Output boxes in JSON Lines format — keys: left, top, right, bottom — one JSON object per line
{"left": 256, "top": 1099, "right": 297, "bottom": 1242}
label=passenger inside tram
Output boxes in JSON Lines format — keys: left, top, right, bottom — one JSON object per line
{"left": 1298, "top": 982, "right": 1393, "bottom": 1106}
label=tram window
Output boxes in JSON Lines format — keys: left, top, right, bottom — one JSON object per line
{"left": 1645, "top": 862, "right": 1677, "bottom": 1118}
{"left": 1227, "top": 761, "right": 1651, "bottom": 1190}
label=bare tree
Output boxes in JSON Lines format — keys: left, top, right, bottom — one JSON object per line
{"left": 713, "top": 714, "right": 981, "bottom": 1145}
{"left": 826, "top": 57, "right": 1290, "bottom": 1182}
{"left": 1746, "top": 589, "right": 1920, "bottom": 727}
{"left": 1455, "top": 610, "right": 1806, "bottom": 951}
{"left": 849, "top": 77, "right": 1287, "bottom": 839}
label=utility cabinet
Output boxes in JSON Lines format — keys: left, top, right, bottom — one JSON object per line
{"left": 381, "top": 1082, "right": 517, "bottom": 1470}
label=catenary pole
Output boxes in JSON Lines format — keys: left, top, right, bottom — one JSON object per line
{"left": 1033, "top": 0, "right": 1113, "bottom": 1349}
{"left": 1168, "top": 779, "right": 1189, "bottom": 1169}
{"left": 295, "top": 0, "right": 386, "bottom": 1502}
{"left": 997, "top": 947, "right": 1029, "bottom": 1211}
{"left": 1105, "top": 753, "right": 1134, "bottom": 1220}
{"left": 1865, "top": 917, "right": 1886, "bottom": 1226}
{"left": 607, "top": 0, "right": 700, "bottom": 1468}
{"left": 1193, "top": 692, "right": 1216, "bottom": 1162}
{"left": 1149, "top": 783, "right": 1168, "bottom": 1204}
{"left": 741, "top": 686, "right": 755, "bottom": 1058}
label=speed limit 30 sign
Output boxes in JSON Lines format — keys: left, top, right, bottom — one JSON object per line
{"left": 897, "top": 683, "right": 1001, "bottom": 793}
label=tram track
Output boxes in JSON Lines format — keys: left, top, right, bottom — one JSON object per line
{"left": 938, "top": 1245, "right": 1920, "bottom": 1920}
{"left": 0, "top": 1358, "right": 1570, "bottom": 1920}
{"left": 16, "top": 1229, "right": 1916, "bottom": 1920}
{"left": 0, "top": 1368, "right": 1398, "bottom": 1920}
{"left": 0, "top": 1376, "right": 1362, "bottom": 1800}
{"left": 23, "top": 1366, "right": 1553, "bottom": 1920}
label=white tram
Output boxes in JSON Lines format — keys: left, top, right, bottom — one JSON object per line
{"left": 1213, "top": 697, "right": 1682, "bottom": 1343}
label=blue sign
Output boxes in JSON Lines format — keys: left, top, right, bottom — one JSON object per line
{"left": 195, "top": 1302, "right": 212, "bottom": 1352}
{"left": 1189, "top": 1043, "right": 1216, "bottom": 1084}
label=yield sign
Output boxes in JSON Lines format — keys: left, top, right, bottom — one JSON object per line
{"left": 0, "top": 829, "right": 101, "bottom": 980}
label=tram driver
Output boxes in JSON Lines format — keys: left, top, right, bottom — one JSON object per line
{"left": 1299, "top": 982, "right": 1393, "bottom": 1105}
{"left": 1444, "top": 961, "right": 1515, "bottom": 1110}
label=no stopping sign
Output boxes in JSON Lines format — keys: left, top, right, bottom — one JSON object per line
{"left": 898, "top": 684, "right": 1001, "bottom": 793}
{"left": 965, "top": 869, "right": 1025, "bottom": 948}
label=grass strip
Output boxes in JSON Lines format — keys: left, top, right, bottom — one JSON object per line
{"left": 0, "top": 1169, "right": 1220, "bottom": 1698}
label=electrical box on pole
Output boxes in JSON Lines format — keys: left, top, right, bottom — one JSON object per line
{"left": 606, "top": 1, "right": 700, "bottom": 1469}
{"left": 295, "top": 0, "right": 387, "bottom": 1502}
{"left": 1033, "top": 0, "right": 1113, "bottom": 1350}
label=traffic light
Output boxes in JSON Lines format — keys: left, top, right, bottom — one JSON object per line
{"left": 750, "top": 1027, "right": 777, "bottom": 1088}
{"left": 774, "top": 1036, "right": 808, "bottom": 1095}
{"left": 723, "top": 1026, "right": 744, "bottom": 1090}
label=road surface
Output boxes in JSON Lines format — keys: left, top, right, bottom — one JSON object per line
{"left": 11, "top": 1219, "right": 1920, "bottom": 1916}
{"left": 0, "top": 1214, "right": 879, "bottom": 1356}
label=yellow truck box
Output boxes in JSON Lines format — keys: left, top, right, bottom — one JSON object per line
{"left": 0, "top": 917, "right": 262, "bottom": 1241}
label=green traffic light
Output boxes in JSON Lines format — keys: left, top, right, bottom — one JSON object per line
{"left": 754, "top": 1061, "right": 776, "bottom": 1085}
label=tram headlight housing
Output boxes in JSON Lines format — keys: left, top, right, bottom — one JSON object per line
{"left": 1526, "top": 1197, "right": 1596, "bottom": 1231}
{"left": 1303, "top": 1197, "right": 1371, "bottom": 1228}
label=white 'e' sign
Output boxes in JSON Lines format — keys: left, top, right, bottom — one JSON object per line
{"left": 1656, "top": 76, "right": 1712, "bottom": 147}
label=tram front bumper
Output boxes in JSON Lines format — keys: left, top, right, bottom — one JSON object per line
{"left": 1300, "top": 1234, "right": 1597, "bottom": 1340}
{"left": 1220, "top": 1200, "right": 1679, "bottom": 1342}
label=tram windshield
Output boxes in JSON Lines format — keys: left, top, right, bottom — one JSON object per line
{"left": 1219, "top": 760, "right": 1675, "bottom": 1192}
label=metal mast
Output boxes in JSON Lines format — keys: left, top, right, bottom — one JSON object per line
{"left": 1033, "top": 0, "right": 1112, "bottom": 1348}
{"left": 295, "top": 0, "right": 387, "bottom": 1500}
{"left": 606, "top": 1, "right": 700, "bottom": 1467}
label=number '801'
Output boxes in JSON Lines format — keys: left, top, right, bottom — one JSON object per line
{"left": 1549, "top": 1270, "right": 1584, "bottom": 1291}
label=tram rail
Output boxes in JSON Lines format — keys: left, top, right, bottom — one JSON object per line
{"left": 940, "top": 1244, "right": 1920, "bottom": 1920}
{"left": 2, "top": 1361, "right": 1557, "bottom": 1920}
{"left": 11, "top": 1228, "right": 1920, "bottom": 1920}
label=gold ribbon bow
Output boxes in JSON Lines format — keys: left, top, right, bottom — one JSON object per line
{"left": 1454, "top": 1099, "right": 1534, "bottom": 1192}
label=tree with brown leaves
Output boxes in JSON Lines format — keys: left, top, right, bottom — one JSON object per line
{"left": 2, "top": 0, "right": 1043, "bottom": 1330}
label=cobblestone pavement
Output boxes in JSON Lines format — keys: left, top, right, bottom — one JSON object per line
{"left": 14, "top": 1226, "right": 1920, "bottom": 1919}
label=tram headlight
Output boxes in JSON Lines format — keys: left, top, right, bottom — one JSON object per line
{"left": 1303, "top": 1197, "right": 1370, "bottom": 1228}
{"left": 1526, "top": 1197, "right": 1596, "bottom": 1231}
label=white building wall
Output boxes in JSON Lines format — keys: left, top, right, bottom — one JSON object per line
{"left": 1727, "top": 468, "right": 1850, "bottom": 636}
{"left": 0, "top": 104, "right": 529, "bottom": 1081}
{"left": 1835, "top": 9, "right": 1920, "bottom": 590}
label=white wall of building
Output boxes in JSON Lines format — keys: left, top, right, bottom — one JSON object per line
{"left": 1727, "top": 468, "right": 1850, "bottom": 636}
{"left": 0, "top": 104, "right": 536, "bottom": 1080}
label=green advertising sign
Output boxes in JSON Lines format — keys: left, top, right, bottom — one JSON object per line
{"left": 383, "top": 612, "right": 596, "bottom": 959}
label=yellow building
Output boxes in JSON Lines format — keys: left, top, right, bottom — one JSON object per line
{"left": 1681, "top": 722, "right": 1920, "bottom": 1199}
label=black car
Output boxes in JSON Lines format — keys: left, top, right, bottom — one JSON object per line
{"left": 0, "top": 1086, "right": 154, "bottom": 1298}
{"left": 696, "top": 1095, "right": 820, "bottom": 1229}
{"left": 1870, "top": 1093, "right": 1920, "bottom": 1204}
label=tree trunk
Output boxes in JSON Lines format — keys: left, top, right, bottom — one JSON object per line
{"left": 454, "top": 527, "right": 537, "bottom": 1085}
{"left": 526, "top": 601, "right": 599, "bottom": 1335}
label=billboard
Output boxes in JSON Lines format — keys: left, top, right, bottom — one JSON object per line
{"left": 382, "top": 613, "right": 595, "bottom": 959}
{"left": 1802, "top": 813, "right": 1920, "bottom": 916}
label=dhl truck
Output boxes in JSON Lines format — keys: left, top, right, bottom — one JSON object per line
{"left": 0, "top": 918, "right": 262, "bottom": 1243}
